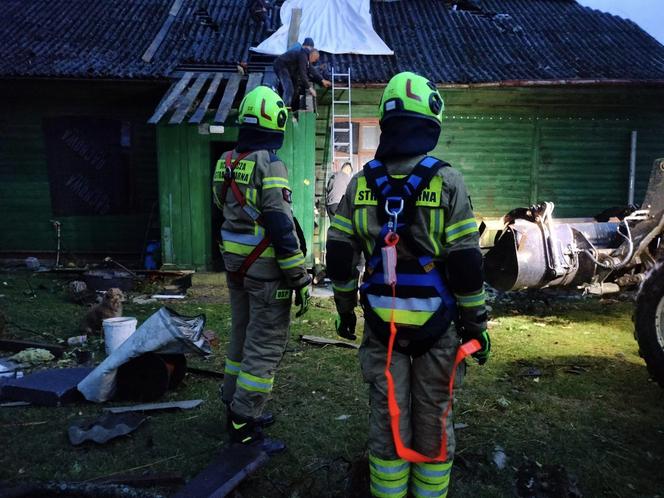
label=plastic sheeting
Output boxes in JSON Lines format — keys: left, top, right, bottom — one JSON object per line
{"left": 78, "top": 307, "right": 210, "bottom": 403}
{"left": 251, "top": 0, "right": 393, "bottom": 55}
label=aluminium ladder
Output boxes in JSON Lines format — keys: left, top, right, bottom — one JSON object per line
{"left": 321, "top": 67, "right": 353, "bottom": 266}
{"left": 330, "top": 67, "right": 353, "bottom": 172}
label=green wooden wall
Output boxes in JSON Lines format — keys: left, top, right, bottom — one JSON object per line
{"left": 0, "top": 80, "right": 164, "bottom": 257}
{"left": 315, "top": 86, "right": 664, "bottom": 221}
{"left": 157, "top": 112, "right": 316, "bottom": 270}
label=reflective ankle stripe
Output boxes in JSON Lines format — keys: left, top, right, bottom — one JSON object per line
{"left": 224, "top": 359, "right": 241, "bottom": 376}
{"left": 455, "top": 289, "right": 486, "bottom": 308}
{"left": 411, "top": 461, "right": 452, "bottom": 498}
{"left": 237, "top": 370, "right": 274, "bottom": 393}
{"left": 369, "top": 455, "right": 410, "bottom": 498}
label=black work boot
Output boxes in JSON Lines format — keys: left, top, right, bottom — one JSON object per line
{"left": 225, "top": 401, "right": 275, "bottom": 428}
{"left": 228, "top": 411, "right": 286, "bottom": 456}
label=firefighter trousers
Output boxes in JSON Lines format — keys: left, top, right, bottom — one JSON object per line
{"left": 359, "top": 323, "right": 463, "bottom": 498}
{"left": 222, "top": 274, "right": 292, "bottom": 420}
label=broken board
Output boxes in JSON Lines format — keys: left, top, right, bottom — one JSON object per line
{"left": 104, "top": 399, "right": 203, "bottom": 414}
{"left": 173, "top": 444, "right": 268, "bottom": 498}
{"left": 299, "top": 335, "right": 359, "bottom": 349}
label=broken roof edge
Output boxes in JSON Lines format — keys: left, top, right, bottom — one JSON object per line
{"left": 351, "top": 79, "right": 664, "bottom": 89}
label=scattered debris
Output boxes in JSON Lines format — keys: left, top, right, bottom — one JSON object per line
{"left": 67, "top": 335, "right": 88, "bottom": 346}
{"left": 68, "top": 412, "right": 147, "bottom": 445}
{"left": 131, "top": 296, "right": 157, "bottom": 305}
{"left": 299, "top": 335, "right": 359, "bottom": 349}
{"left": 492, "top": 445, "right": 508, "bottom": 470}
{"left": 0, "top": 358, "right": 22, "bottom": 378}
{"left": 0, "top": 401, "right": 30, "bottom": 408}
{"left": 84, "top": 269, "right": 136, "bottom": 292}
{"left": 335, "top": 414, "right": 351, "bottom": 421}
{"left": 521, "top": 367, "right": 543, "bottom": 377}
{"left": 1, "top": 367, "right": 92, "bottom": 406}
{"left": 114, "top": 353, "right": 186, "bottom": 402}
{"left": 516, "top": 459, "right": 583, "bottom": 497}
{"left": 104, "top": 399, "right": 203, "bottom": 414}
{"left": 9, "top": 347, "right": 54, "bottom": 365}
{"left": 496, "top": 396, "right": 511, "bottom": 409}
{"left": 151, "top": 294, "right": 186, "bottom": 300}
{"left": 173, "top": 444, "right": 268, "bottom": 498}
{"left": 78, "top": 308, "right": 209, "bottom": 403}
{"left": 0, "top": 338, "right": 65, "bottom": 358}
{"left": 564, "top": 366, "right": 588, "bottom": 375}
{"left": 24, "top": 257, "right": 40, "bottom": 270}
{"left": 454, "top": 422, "right": 469, "bottom": 430}
{"left": 203, "top": 330, "right": 219, "bottom": 349}
{"left": 186, "top": 366, "right": 224, "bottom": 379}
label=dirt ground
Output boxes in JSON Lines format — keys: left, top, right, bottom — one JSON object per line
{"left": 1, "top": 271, "right": 663, "bottom": 497}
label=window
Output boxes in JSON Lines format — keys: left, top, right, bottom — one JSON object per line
{"left": 43, "top": 117, "right": 131, "bottom": 216}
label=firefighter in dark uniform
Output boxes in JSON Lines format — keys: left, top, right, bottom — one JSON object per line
{"left": 326, "top": 72, "right": 490, "bottom": 497}
{"left": 213, "top": 86, "right": 311, "bottom": 454}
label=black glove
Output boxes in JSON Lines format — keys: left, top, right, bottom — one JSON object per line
{"left": 462, "top": 329, "right": 491, "bottom": 365}
{"left": 335, "top": 312, "right": 357, "bottom": 340}
{"left": 294, "top": 283, "right": 310, "bottom": 318}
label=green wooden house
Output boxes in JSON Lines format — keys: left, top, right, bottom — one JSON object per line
{"left": 2, "top": 0, "right": 664, "bottom": 270}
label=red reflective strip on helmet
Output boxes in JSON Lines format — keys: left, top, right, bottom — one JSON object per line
{"left": 406, "top": 79, "right": 422, "bottom": 102}
{"left": 260, "top": 99, "right": 273, "bottom": 121}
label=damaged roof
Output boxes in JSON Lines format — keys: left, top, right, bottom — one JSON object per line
{"left": 1, "top": 0, "right": 664, "bottom": 84}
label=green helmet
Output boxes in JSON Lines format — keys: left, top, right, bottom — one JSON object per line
{"left": 378, "top": 72, "right": 444, "bottom": 125}
{"left": 238, "top": 86, "right": 288, "bottom": 132}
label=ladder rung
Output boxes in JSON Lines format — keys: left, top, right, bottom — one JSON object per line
{"left": 333, "top": 73, "right": 349, "bottom": 77}
{"left": 333, "top": 100, "right": 350, "bottom": 104}
{"left": 333, "top": 142, "right": 350, "bottom": 146}
{"left": 335, "top": 114, "right": 350, "bottom": 118}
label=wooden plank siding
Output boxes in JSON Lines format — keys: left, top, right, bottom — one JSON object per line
{"left": 0, "top": 80, "right": 164, "bottom": 256}
{"left": 312, "top": 86, "right": 664, "bottom": 259}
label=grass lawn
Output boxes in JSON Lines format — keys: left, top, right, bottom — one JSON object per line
{"left": 1, "top": 271, "right": 663, "bottom": 497}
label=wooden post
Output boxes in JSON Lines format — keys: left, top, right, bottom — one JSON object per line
{"left": 287, "top": 8, "right": 302, "bottom": 48}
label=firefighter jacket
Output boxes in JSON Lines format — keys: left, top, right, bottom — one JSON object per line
{"left": 327, "top": 154, "right": 487, "bottom": 338}
{"left": 213, "top": 149, "right": 309, "bottom": 289}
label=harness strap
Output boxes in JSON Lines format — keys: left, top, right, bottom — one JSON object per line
{"left": 220, "top": 151, "right": 271, "bottom": 283}
{"left": 385, "top": 290, "right": 480, "bottom": 463}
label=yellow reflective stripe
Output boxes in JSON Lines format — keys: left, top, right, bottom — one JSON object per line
{"left": 330, "top": 214, "right": 354, "bottom": 235}
{"left": 445, "top": 218, "right": 478, "bottom": 243}
{"left": 222, "top": 240, "right": 275, "bottom": 258}
{"left": 278, "top": 251, "right": 305, "bottom": 270}
{"left": 411, "top": 478, "right": 449, "bottom": 494}
{"left": 224, "top": 359, "right": 241, "bottom": 375}
{"left": 429, "top": 208, "right": 443, "bottom": 256}
{"left": 412, "top": 461, "right": 452, "bottom": 484}
{"left": 263, "top": 176, "right": 290, "bottom": 190}
{"left": 373, "top": 308, "right": 434, "bottom": 326}
{"left": 246, "top": 187, "right": 258, "bottom": 206}
{"left": 455, "top": 290, "right": 485, "bottom": 308}
{"left": 237, "top": 371, "right": 274, "bottom": 393}
{"left": 332, "top": 279, "right": 358, "bottom": 292}
{"left": 354, "top": 207, "right": 374, "bottom": 254}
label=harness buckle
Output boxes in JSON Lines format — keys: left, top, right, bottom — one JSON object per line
{"left": 223, "top": 167, "right": 234, "bottom": 181}
{"left": 384, "top": 197, "right": 404, "bottom": 232}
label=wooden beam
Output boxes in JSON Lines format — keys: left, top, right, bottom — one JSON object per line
{"left": 148, "top": 72, "right": 194, "bottom": 124}
{"left": 169, "top": 72, "right": 210, "bottom": 124}
{"left": 173, "top": 444, "right": 268, "bottom": 498}
{"left": 142, "top": 0, "right": 185, "bottom": 63}
{"left": 287, "top": 8, "right": 302, "bottom": 48}
{"left": 0, "top": 339, "right": 65, "bottom": 358}
{"left": 245, "top": 72, "right": 263, "bottom": 95}
{"left": 189, "top": 72, "right": 225, "bottom": 124}
{"left": 213, "top": 73, "right": 242, "bottom": 125}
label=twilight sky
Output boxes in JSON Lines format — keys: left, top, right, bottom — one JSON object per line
{"left": 577, "top": 0, "right": 664, "bottom": 45}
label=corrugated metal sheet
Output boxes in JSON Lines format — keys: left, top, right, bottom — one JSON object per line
{"left": 0, "top": 81, "right": 161, "bottom": 255}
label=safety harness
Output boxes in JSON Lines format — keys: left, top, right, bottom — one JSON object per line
{"left": 220, "top": 151, "right": 272, "bottom": 284}
{"left": 360, "top": 156, "right": 481, "bottom": 463}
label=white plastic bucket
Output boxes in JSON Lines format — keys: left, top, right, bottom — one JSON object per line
{"left": 102, "top": 317, "right": 137, "bottom": 355}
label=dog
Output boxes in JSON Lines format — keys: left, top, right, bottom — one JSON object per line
{"left": 80, "top": 288, "right": 125, "bottom": 334}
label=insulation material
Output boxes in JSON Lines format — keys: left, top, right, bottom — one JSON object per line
{"left": 251, "top": 0, "right": 393, "bottom": 55}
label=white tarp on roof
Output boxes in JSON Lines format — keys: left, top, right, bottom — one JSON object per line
{"left": 251, "top": 0, "right": 393, "bottom": 55}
